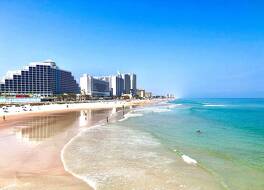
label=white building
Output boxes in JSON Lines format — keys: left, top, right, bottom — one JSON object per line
{"left": 80, "top": 74, "right": 110, "bottom": 97}
{"left": 99, "top": 72, "right": 137, "bottom": 97}
{"left": 99, "top": 74, "right": 124, "bottom": 97}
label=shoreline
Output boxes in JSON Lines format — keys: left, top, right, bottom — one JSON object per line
{"left": 0, "top": 99, "right": 164, "bottom": 190}
{"left": 61, "top": 123, "right": 104, "bottom": 190}
{"left": 60, "top": 99, "right": 165, "bottom": 190}
{"left": 0, "top": 99, "right": 160, "bottom": 122}
{"left": 59, "top": 100, "right": 226, "bottom": 190}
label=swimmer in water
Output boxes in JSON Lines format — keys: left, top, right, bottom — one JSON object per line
{"left": 196, "top": 130, "right": 202, "bottom": 134}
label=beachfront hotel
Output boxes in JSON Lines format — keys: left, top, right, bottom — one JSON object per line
{"left": 99, "top": 73, "right": 137, "bottom": 97}
{"left": 130, "top": 73, "right": 137, "bottom": 96}
{"left": 0, "top": 60, "right": 80, "bottom": 96}
{"left": 96, "top": 74, "right": 123, "bottom": 97}
{"left": 122, "top": 73, "right": 131, "bottom": 94}
{"left": 80, "top": 74, "right": 110, "bottom": 97}
{"left": 110, "top": 74, "right": 125, "bottom": 97}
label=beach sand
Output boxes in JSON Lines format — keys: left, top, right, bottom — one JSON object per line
{"left": 0, "top": 100, "right": 159, "bottom": 190}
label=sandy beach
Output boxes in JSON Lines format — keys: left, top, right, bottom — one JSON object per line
{"left": 0, "top": 100, "right": 153, "bottom": 119}
{"left": 0, "top": 99, "right": 160, "bottom": 190}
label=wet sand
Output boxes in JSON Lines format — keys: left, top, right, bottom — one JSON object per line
{"left": 0, "top": 108, "right": 124, "bottom": 190}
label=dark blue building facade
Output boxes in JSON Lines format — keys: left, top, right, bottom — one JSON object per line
{"left": 0, "top": 60, "right": 80, "bottom": 96}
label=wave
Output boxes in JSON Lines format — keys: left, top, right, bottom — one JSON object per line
{"left": 61, "top": 123, "right": 174, "bottom": 190}
{"left": 173, "top": 149, "right": 198, "bottom": 166}
{"left": 134, "top": 106, "right": 175, "bottom": 114}
{"left": 129, "top": 103, "right": 182, "bottom": 115}
{"left": 133, "top": 107, "right": 169, "bottom": 113}
{"left": 181, "top": 155, "right": 198, "bottom": 165}
{"left": 153, "top": 108, "right": 171, "bottom": 113}
{"left": 166, "top": 104, "right": 182, "bottom": 109}
{"left": 118, "top": 112, "right": 143, "bottom": 122}
{"left": 60, "top": 123, "right": 223, "bottom": 190}
{"left": 61, "top": 124, "right": 103, "bottom": 190}
{"left": 61, "top": 108, "right": 224, "bottom": 190}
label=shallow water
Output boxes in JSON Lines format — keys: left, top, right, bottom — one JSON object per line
{"left": 127, "top": 99, "right": 264, "bottom": 190}
{"left": 62, "top": 105, "right": 225, "bottom": 190}
{"left": 62, "top": 99, "right": 264, "bottom": 190}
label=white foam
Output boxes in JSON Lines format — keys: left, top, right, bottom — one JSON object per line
{"left": 60, "top": 117, "right": 224, "bottom": 190}
{"left": 153, "top": 108, "right": 171, "bottom": 113}
{"left": 61, "top": 124, "right": 104, "bottom": 190}
{"left": 118, "top": 112, "right": 143, "bottom": 122}
{"left": 61, "top": 123, "right": 178, "bottom": 189}
{"left": 134, "top": 107, "right": 171, "bottom": 113}
{"left": 134, "top": 103, "right": 182, "bottom": 114}
{"left": 181, "top": 155, "right": 198, "bottom": 165}
{"left": 118, "top": 117, "right": 127, "bottom": 122}
{"left": 166, "top": 104, "right": 182, "bottom": 109}
{"left": 125, "top": 113, "right": 143, "bottom": 117}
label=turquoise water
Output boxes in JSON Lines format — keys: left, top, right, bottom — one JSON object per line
{"left": 62, "top": 99, "right": 264, "bottom": 190}
{"left": 126, "top": 99, "right": 264, "bottom": 190}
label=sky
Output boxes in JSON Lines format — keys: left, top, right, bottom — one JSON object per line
{"left": 0, "top": 0, "right": 264, "bottom": 98}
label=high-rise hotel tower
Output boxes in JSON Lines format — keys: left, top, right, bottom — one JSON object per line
{"left": 122, "top": 74, "right": 131, "bottom": 94}
{"left": 130, "top": 73, "right": 137, "bottom": 96}
{"left": 0, "top": 60, "right": 79, "bottom": 96}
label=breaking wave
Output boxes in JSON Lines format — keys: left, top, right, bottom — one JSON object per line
{"left": 118, "top": 112, "right": 143, "bottom": 122}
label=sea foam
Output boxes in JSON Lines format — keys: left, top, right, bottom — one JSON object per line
{"left": 60, "top": 123, "right": 187, "bottom": 190}
{"left": 181, "top": 155, "right": 198, "bottom": 165}
{"left": 118, "top": 112, "right": 143, "bottom": 122}
{"left": 61, "top": 124, "right": 104, "bottom": 190}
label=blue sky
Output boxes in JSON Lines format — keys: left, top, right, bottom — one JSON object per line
{"left": 0, "top": 0, "right": 264, "bottom": 97}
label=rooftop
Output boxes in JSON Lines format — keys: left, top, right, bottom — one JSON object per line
{"left": 29, "top": 59, "right": 57, "bottom": 68}
{"left": 0, "top": 60, "right": 58, "bottom": 83}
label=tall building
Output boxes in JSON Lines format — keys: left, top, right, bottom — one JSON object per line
{"left": 110, "top": 74, "right": 124, "bottom": 97}
{"left": 0, "top": 60, "right": 79, "bottom": 96}
{"left": 80, "top": 74, "right": 110, "bottom": 97}
{"left": 100, "top": 74, "right": 124, "bottom": 97}
{"left": 122, "top": 74, "right": 131, "bottom": 94}
{"left": 130, "top": 73, "right": 137, "bottom": 96}
{"left": 98, "top": 76, "right": 113, "bottom": 96}
{"left": 99, "top": 72, "right": 136, "bottom": 97}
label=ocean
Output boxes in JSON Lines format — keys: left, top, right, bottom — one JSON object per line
{"left": 62, "top": 99, "right": 264, "bottom": 190}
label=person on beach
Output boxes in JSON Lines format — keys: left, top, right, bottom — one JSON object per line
{"left": 3, "top": 115, "right": 5, "bottom": 121}
{"left": 106, "top": 116, "right": 109, "bottom": 123}
{"left": 122, "top": 105, "right": 125, "bottom": 115}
